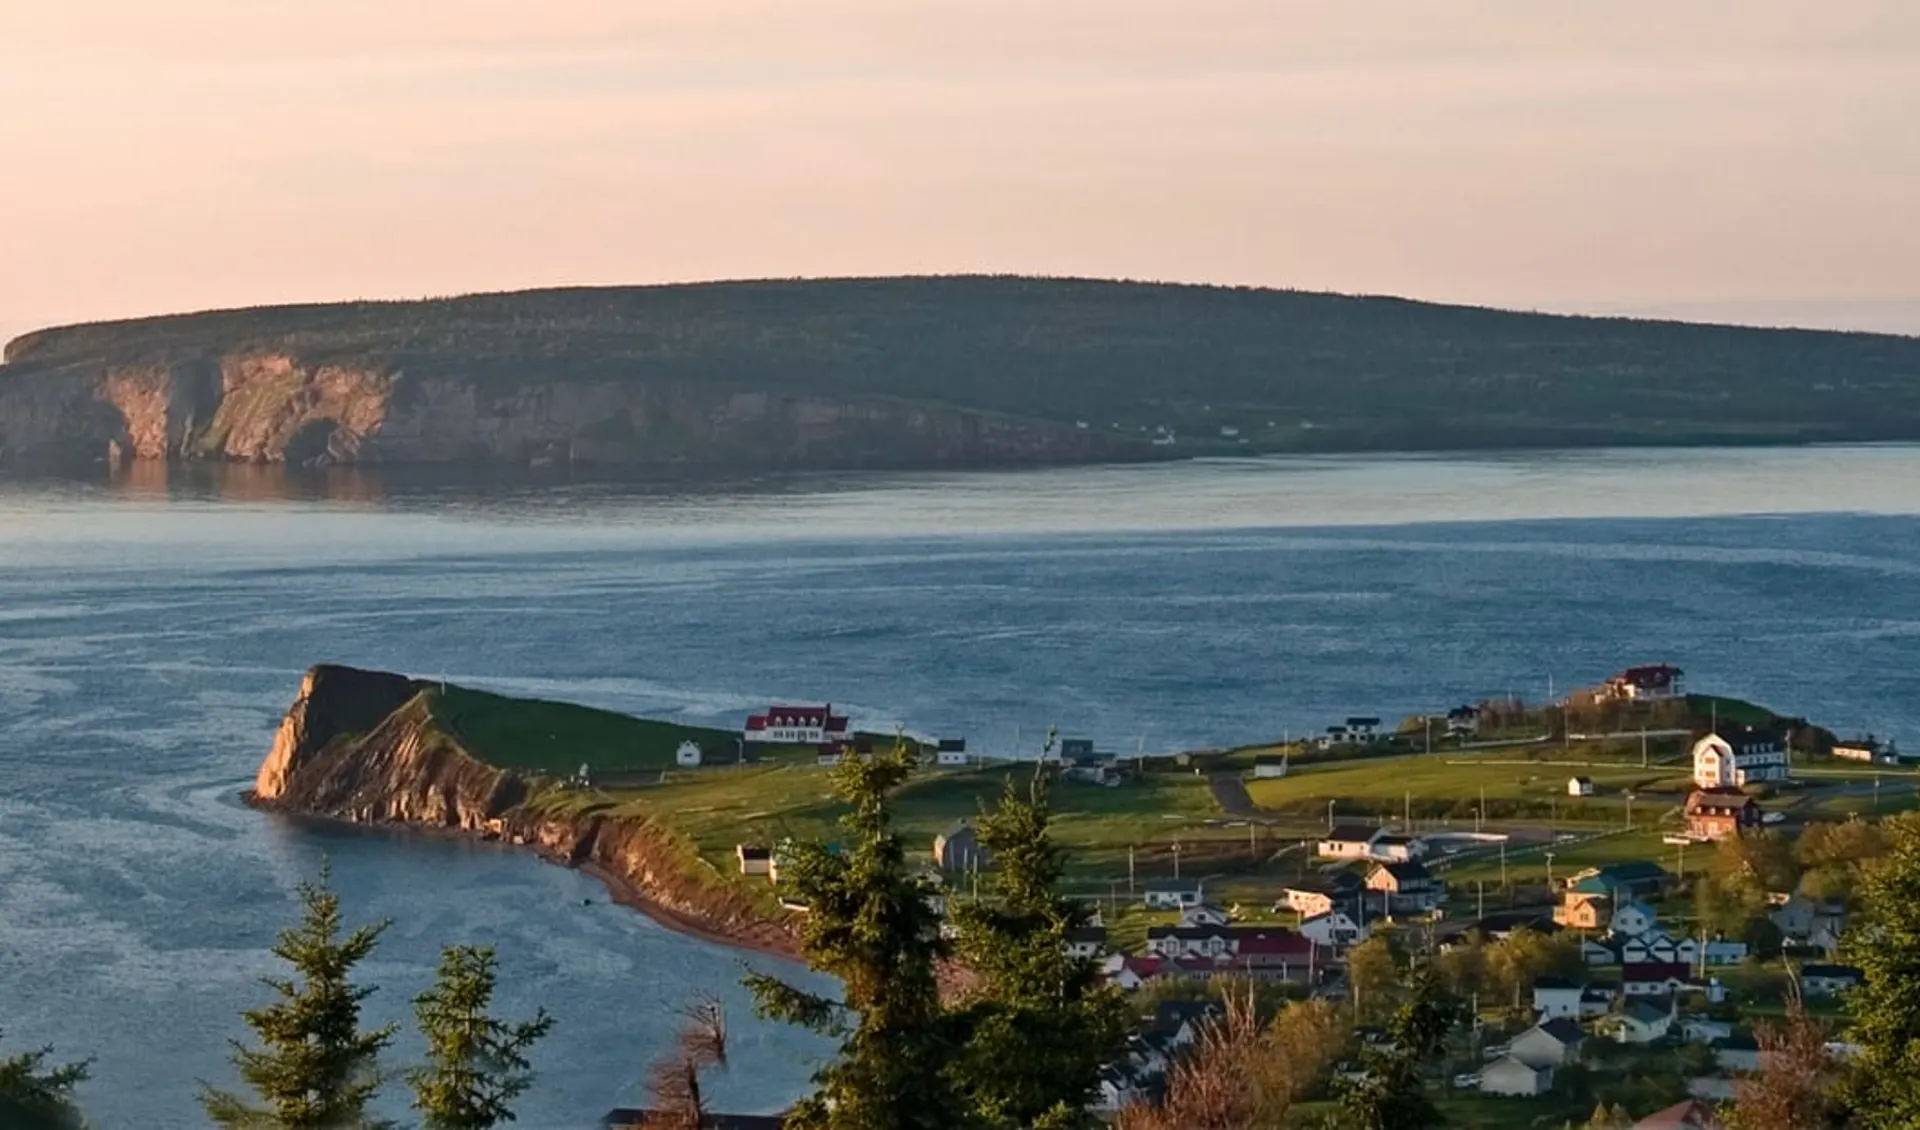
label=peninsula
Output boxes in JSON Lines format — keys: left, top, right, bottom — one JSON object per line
{"left": 9, "top": 276, "right": 1920, "bottom": 473}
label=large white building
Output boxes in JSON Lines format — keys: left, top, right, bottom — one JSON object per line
{"left": 744, "top": 704, "right": 850, "bottom": 745}
{"left": 1692, "top": 727, "right": 1791, "bottom": 788}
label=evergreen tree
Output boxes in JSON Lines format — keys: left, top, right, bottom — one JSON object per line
{"left": 1336, "top": 965, "right": 1461, "bottom": 1130}
{"left": 200, "top": 866, "right": 397, "bottom": 1130}
{"left": 408, "top": 945, "right": 554, "bottom": 1130}
{"left": 948, "top": 776, "right": 1132, "bottom": 1130}
{"left": 0, "top": 1031, "right": 90, "bottom": 1130}
{"left": 744, "top": 742, "right": 966, "bottom": 1130}
{"left": 1840, "top": 811, "right": 1920, "bottom": 1126}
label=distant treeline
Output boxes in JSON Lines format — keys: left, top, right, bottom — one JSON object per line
{"left": 9, "top": 275, "right": 1920, "bottom": 452}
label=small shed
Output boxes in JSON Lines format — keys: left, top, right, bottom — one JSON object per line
{"left": 675, "top": 741, "right": 703, "bottom": 768}
{"left": 736, "top": 843, "right": 772, "bottom": 877}
{"left": 1478, "top": 1055, "right": 1552, "bottom": 1096}
{"left": 936, "top": 738, "right": 968, "bottom": 767}
{"left": 933, "top": 821, "right": 990, "bottom": 872}
{"left": 1252, "top": 754, "right": 1289, "bottom": 779}
{"left": 1568, "top": 776, "right": 1594, "bottom": 797}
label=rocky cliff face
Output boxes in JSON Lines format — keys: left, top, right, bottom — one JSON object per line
{"left": 0, "top": 350, "right": 1121, "bottom": 471}
{"left": 251, "top": 665, "right": 793, "bottom": 953}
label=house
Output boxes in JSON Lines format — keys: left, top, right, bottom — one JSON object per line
{"left": 933, "top": 821, "right": 990, "bottom": 872}
{"left": 1366, "top": 861, "right": 1444, "bottom": 912}
{"left": 1610, "top": 900, "right": 1659, "bottom": 939}
{"left": 1801, "top": 963, "right": 1863, "bottom": 997}
{"left": 1095, "top": 1065, "right": 1153, "bottom": 1114}
{"left": 935, "top": 738, "right": 968, "bottom": 767}
{"left": 1149, "top": 1000, "right": 1222, "bottom": 1049}
{"left": 1833, "top": 735, "right": 1897, "bottom": 763}
{"left": 1510, "top": 1017, "right": 1585, "bottom": 1068}
{"left": 675, "top": 740, "right": 704, "bottom": 767}
{"left": 1532, "top": 977, "right": 1584, "bottom": 1020}
{"left": 1622, "top": 962, "right": 1696, "bottom": 997}
{"left": 1768, "top": 895, "right": 1847, "bottom": 955}
{"left": 1446, "top": 704, "right": 1481, "bottom": 737}
{"left": 1622, "top": 931, "right": 1698, "bottom": 966}
{"left": 1317, "top": 824, "right": 1385, "bottom": 861}
{"left": 1252, "top": 754, "right": 1289, "bottom": 779}
{"left": 1299, "top": 909, "right": 1368, "bottom": 949}
{"left": 1345, "top": 716, "right": 1382, "bottom": 741}
{"left": 1581, "top": 938, "right": 1619, "bottom": 966}
{"left": 1702, "top": 939, "right": 1749, "bottom": 966}
{"left": 1062, "top": 753, "right": 1123, "bottom": 787}
{"left": 1556, "top": 891, "right": 1612, "bottom": 930}
{"left": 1064, "top": 925, "right": 1108, "bottom": 959}
{"left": 1692, "top": 726, "right": 1791, "bottom": 789}
{"left": 1478, "top": 1055, "right": 1552, "bottom": 1097}
{"left": 1631, "top": 1098, "right": 1725, "bottom": 1130}
{"left": 1682, "top": 1017, "right": 1734, "bottom": 1044}
{"left": 1368, "top": 834, "right": 1424, "bottom": 863}
{"left": 1713, "top": 1033, "right": 1762, "bottom": 1073}
{"left": 1567, "top": 861, "right": 1670, "bottom": 900}
{"left": 816, "top": 744, "right": 847, "bottom": 767}
{"left": 1597, "top": 664, "right": 1686, "bottom": 702}
{"left": 1580, "top": 983, "right": 1620, "bottom": 1017}
{"left": 1568, "top": 776, "right": 1595, "bottom": 797}
{"left": 1462, "top": 909, "right": 1559, "bottom": 941}
{"left": 1685, "top": 788, "right": 1761, "bottom": 841}
{"left": 1179, "top": 903, "right": 1231, "bottom": 928}
{"left": 745, "top": 704, "right": 850, "bottom": 745}
{"left": 605, "top": 1112, "right": 787, "bottom": 1130}
{"left": 735, "top": 843, "right": 771, "bottom": 877}
{"left": 1613, "top": 998, "right": 1676, "bottom": 1044}
{"left": 1225, "top": 930, "right": 1319, "bottom": 980}
{"left": 1281, "top": 871, "right": 1363, "bottom": 917}
{"left": 1143, "top": 878, "right": 1204, "bottom": 910}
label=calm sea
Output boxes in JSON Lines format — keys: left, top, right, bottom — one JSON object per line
{"left": 3, "top": 446, "right": 1919, "bottom": 1128}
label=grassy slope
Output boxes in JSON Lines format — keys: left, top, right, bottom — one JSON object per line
{"left": 429, "top": 684, "right": 743, "bottom": 773}
{"left": 9, "top": 275, "right": 1920, "bottom": 453}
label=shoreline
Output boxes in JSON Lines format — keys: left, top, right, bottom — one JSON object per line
{"left": 248, "top": 794, "right": 800, "bottom": 963}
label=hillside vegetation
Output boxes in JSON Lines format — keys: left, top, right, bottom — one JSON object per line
{"left": 8, "top": 276, "right": 1920, "bottom": 454}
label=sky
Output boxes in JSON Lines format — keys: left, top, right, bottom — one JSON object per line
{"left": 3, "top": 0, "right": 1918, "bottom": 346}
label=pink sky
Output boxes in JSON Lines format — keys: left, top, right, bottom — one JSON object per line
{"left": 4, "top": 0, "right": 1917, "bottom": 344}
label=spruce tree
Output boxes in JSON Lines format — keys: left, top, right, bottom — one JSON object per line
{"left": 0, "top": 1031, "right": 90, "bottom": 1130}
{"left": 1840, "top": 810, "right": 1920, "bottom": 1126}
{"left": 744, "top": 742, "right": 966, "bottom": 1130}
{"left": 408, "top": 946, "right": 554, "bottom": 1130}
{"left": 1335, "top": 964, "right": 1461, "bottom": 1130}
{"left": 948, "top": 776, "right": 1131, "bottom": 1130}
{"left": 200, "top": 866, "right": 397, "bottom": 1129}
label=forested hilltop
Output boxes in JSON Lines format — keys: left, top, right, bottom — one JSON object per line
{"left": 5, "top": 276, "right": 1919, "bottom": 470}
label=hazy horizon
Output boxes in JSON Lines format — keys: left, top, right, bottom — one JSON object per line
{"left": 5, "top": 1, "right": 1917, "bottom": 343}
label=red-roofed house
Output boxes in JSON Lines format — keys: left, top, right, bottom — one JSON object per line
{"left": 1598, "top": 664, "right": 1685, "bottom": 702}
{"left": 746, "top": 705, "right": 851, "bottom": 745}
{"left": 1631, "top": 1098, "right": 1724, "bottom": 1129}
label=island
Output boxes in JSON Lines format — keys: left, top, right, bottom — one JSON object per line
{"left": 9, "top": 276, "right": 1920, "bottom": 473}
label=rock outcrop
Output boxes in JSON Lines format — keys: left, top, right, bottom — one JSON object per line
{"left": 251, "top": 666, "right": 794, "bottom": 954}
{"left": 0, "top": 349, "right": 1123, "bottom": 471}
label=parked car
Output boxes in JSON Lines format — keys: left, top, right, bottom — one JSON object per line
{"left": 1452, "top": 1073, "right": 1481, "bottom": 1088}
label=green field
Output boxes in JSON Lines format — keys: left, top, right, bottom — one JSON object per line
{"left": 1244, "top": 752, "right": 1690, "bottom": 825}
{"left": 429, "top": 684, "right": 745, "bottom": 773}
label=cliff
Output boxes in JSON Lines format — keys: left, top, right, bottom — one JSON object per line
{"left": 251, "top": 665, "right": 796, "bottom": 954}
{"left": 8, "top": 276, "right": 1920, "bottom": 471}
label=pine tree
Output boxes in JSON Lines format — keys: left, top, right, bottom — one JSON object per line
{"left": 948, "top": 776, "right": 1132, "bottom": 1130}
{"left": 200, "top": 865, "right": 397, "bottom": 1129}
{"left": 744, "top": 742, "right": 966, "bottom": 1130}
{"left": 1840, "top": 810, "right": 1920, "bottom": 1126}
{"left": 408, "top": 945, "right": 554, "bottom": 1130}
{"left": 1336, "top": 964, "right": 1461, "bottom": 1130}
{"left": 0, "top": 1030, "right": 90, "bottom": 1130}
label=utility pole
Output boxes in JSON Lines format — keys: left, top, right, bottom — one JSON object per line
{"left": 1249, "top": 821, "right": 1257, "bottom": 860}
{"left": 1424, "top": 716, "right": 1432, "bottom": 755}
{"left": 1172, "top": 839, "right": 1182, "bottom": 880}
{"left": 1477, "top": 879, "right": 1485, "bottom": 920}
{"left": 1641, "top": 726, "right": 1649, "bottom": 768}
{"left": 1499, "top": 841, "right": 1508, "bottom": 888}
{"left": 1328, "top": 798, "right": 1336, "bottom": 833}
{"left": 1544, "top": 850, "right": 1556, "bottom": 890}
{"left": 1128, "top": 844, "right": 1135, "bottom": 895}
{"left": 1626, "top": 793, "right": 1635, "bottom": 830}
{"left": 1405, "top": 790, "right": 1412, "bottom": 832}
{"left": 1479, "top": 786, "right": 1487, "bottom": 832}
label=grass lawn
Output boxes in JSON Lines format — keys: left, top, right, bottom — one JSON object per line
{"left": 429, "top": 685, "right": 745, "bottom": 774}
{"left": 1440, "top": 828, "right": 1683, "bottom": 889}
{"left": 1245, "top": 753, "right": 1686, "bottom": 825}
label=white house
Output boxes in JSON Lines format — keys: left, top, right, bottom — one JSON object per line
{"left": 1610, "top": 900, "right": 1659, "bottom": 939}
{"left": 1682, "top": 1017, "right": 1734, "bottom": 1045}
{"left": 1532, "top": 977, "right": 1585, "bottom": 1020}
{"left": 1692, "top": 726, "right": 1791, "bottom": 789}
{"left": 1252, "top": 754, "right": 1289, "bottom": 779}
{"left": 1598, "top": 664, "right": 1685, "bottom": 702}
{"left": 1622, "top": 962, "right": 1696, "bottom": 997}
{"left": 1613, "top": 999, "right": 1675, "bottom": 1045}
{"left": 1702, "top": 939, "right": 1750, "bottom": 966}
{"left": 735, "top": 843, "right": 772, "bottom": 876}
{"left": 1802, "top": 964, "right": 1864, "bottom": 997}
{"left": 1568, "top": 776, "right": 1595, "bottom": 797}
{"left": 935, "top": 738, "right": 968, "bottom": 766}
{"left": 675, "top": 740, "right": 704, "bottom": 767}
{"left": 745, "top": 704, "right": 851, "bottom": 745}
{"left": 1317, "top": 825, "right": 1385, "bottom": 861}
{"left": 1180, "top": 903, "right": 1232, "bottom": 928}
{"left": 1446, "top": 704, "right": 1481, "bottom": 737}
{"left": 1299, "top": 909, "right": 1368, "bottom": 950}
{"left": 1478, "top": 1056, "right": 1552, "bottom": 1097}
{"left": 1064, "top": 926, "right": 1108, "bottom": 959}
{"left": 1510, "top": 1018, "right": 1584, "bottom": 1068}
{"left": 1145, "top": 926, "right": 1233, "bottom": 959}
{"left": 1143, "top": 879, "right": 1204, "bottom": 910}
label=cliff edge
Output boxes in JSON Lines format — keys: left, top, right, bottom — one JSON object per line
{"left": 249, "top": 665, "right": 796, "bottom": 954}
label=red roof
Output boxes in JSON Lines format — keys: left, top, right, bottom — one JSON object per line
{"left": 1622, "top": 962, "right": 1694, "bottom": 983}
{"left": 1632, "top": 1099, "right": 1724, "bottom": 1129}
{"left": 1228, "top": 928, "right": 1313, "bottom": 957}
{"left": 1613, "top": 664, "right": 1683, "bottom": 687}
{"left": 746, "top": 705, "right": 849, "bottom": 732}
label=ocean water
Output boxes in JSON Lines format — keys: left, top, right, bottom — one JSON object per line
{"left": 2, "top": 446, "right": 1919, "bottom": 1128}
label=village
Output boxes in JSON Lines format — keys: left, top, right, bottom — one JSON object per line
{"left": 596, "top": 664, "right": 1908, "bottom": 1129}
